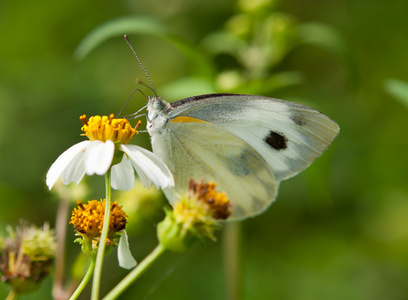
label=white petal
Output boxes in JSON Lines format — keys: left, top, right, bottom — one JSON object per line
{"left": 133, "top": 164, "right": 150, "bottom": 188}
{"left": 134, "top": 146, "right": 175, "bottom": 188}
{"left": 61, "top": 151, "right": 86, "bottom": 185}
{"left": 46, "top": 141, "right": 90, "bottom": 190}
{"left": 120, "top": 144, "right": 174, "bottom": 189}
{"left": 84, "top": 140, "right": 115, "bottom": 176}
{"left": 118, "top": 230, "right": 137, "bottom": 269}
{"left": 111, "top": 155, "right": 135, "bottom": 190}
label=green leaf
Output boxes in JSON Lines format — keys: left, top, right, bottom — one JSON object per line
{"left": 230, "top": 71, "right": 303, "bottom": 94}
{"left": 298, "top": 22, "right": 347, "bottom": 58}
{"left": 159, "top": 77, "right": 216, "bottom": 101}
{"left": 200, "top": 30, "right": 246, "bottom": 58}
{"left": 298, "top": 22, "right": 358, "bottom": 85}
{"left": 74, "top": 15, "right": 215, "bottom": 78}
{"left": 384, "top": 78, "right": 408, "bottom": 108}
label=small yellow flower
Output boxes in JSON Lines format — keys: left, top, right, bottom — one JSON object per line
{"left": 157, "top": 179, "right": 232, "bottom": 252}
{"left": 70, "top": 199, "right": 127, "bottom": 240}
{"left": 46, "top": 114, "right": 174, "bottom": 191}
{"left": 187, "top": 179, "right": 232, "bottom": 220}
{"left": 70, "top": 199, "right": 136, "bottom": 269}
{"left": 80, "top": 114, "right": 136, "bottom": 144}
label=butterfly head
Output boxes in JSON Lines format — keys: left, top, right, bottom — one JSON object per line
{"left": 147, "top": 96, "right": 172, "bottom": 135}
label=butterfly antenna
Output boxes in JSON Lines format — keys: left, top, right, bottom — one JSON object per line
{"left": 124, "top": 35, "right": 157, "bottom": 98}
{"left": 136, "top": 78, "right": 155, "bottom": 94}
{"left": 117, "top": 88, "right": 147, "bottom": 118}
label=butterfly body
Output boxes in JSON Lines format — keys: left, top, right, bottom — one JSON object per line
{"left": 147, "top": 93, "right": 339, "bottom": 220}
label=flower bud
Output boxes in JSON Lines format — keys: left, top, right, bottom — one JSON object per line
{"left": 0, "top": 222, "right": 56, "bottom": 294}
{"left": 157, "top": 179, "right": 232, "bottom": 252}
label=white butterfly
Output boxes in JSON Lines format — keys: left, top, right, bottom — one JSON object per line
{"left": 146, "top": 93, "right": 339, "bottom": 221}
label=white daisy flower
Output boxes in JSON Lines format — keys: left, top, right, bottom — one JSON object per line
{"left": 46, "top": 114, "right": 174, "bottom": 190}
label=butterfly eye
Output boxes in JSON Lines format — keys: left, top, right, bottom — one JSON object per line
{"left": 153, "top": 100, "right": 162, "bottom": 110}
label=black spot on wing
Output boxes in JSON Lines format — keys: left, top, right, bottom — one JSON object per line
{"left": 264, "top": 131, "right": 287, "bottom": 150}
{"left": 291, "top": 113, "right": 306, "bottom": 126}
{"left": 289, "top": 107, "right": 313, "bottom": 127}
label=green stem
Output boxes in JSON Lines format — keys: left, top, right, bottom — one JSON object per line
{"left": 91, "top": 170, "right": 112, "bottom": 300}
{"left": 6, "top": 289, "right": 17, "bottom": 300}
{"left": 53, "top": 194, "right": 69, "bottom": 299}
{"left": 69, "top": 256, "right": 96, "bottom": 300}
{"left": 103, "top": 244, "right": 166, "bottom": 300}
{"left": 223, "top": 222, "right": 242, "bottom": 300}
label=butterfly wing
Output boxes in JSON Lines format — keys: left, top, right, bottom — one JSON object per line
{"left": 150, "top": 118, "right": 277, "bottom": 220}
{"left": 168, "top": 94, "right": 339, "bottom": 182}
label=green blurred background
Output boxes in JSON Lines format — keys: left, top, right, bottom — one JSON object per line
{"left": 1, "top": 0, "right": 408, "bottom": 299}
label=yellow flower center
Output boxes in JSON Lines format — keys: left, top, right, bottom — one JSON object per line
{"left": 80, "top": 114, "right": 139, "bottom": 143}
{"left": 157, "top": 179, "right": 232, "bottom": 250}
{"left": 188, "top": 179, "right": 232, "bottom": 220}
{"left": 70, "top": 199, "right": 128, "bottom": 238}
{"left": 168, "top": 179, "right": 232, "bottom": 243}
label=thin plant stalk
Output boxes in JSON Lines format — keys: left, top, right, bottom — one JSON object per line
{"left": 223, "top": 222, "right": 242, "bottom": 300}
{"left": 91, "top": 170, "right": 112, "bottom": 300}
{"left": 53, "top": 194, "right": 69, "bottom": 300}
{"left": 69, "top": 257, "right": 96, "bottom": 300}
{"left": 5, "top": 289, "right": 17, "bottom": 300}
{"left": 103, "top": 244, "right": 166, "bottom": 300}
